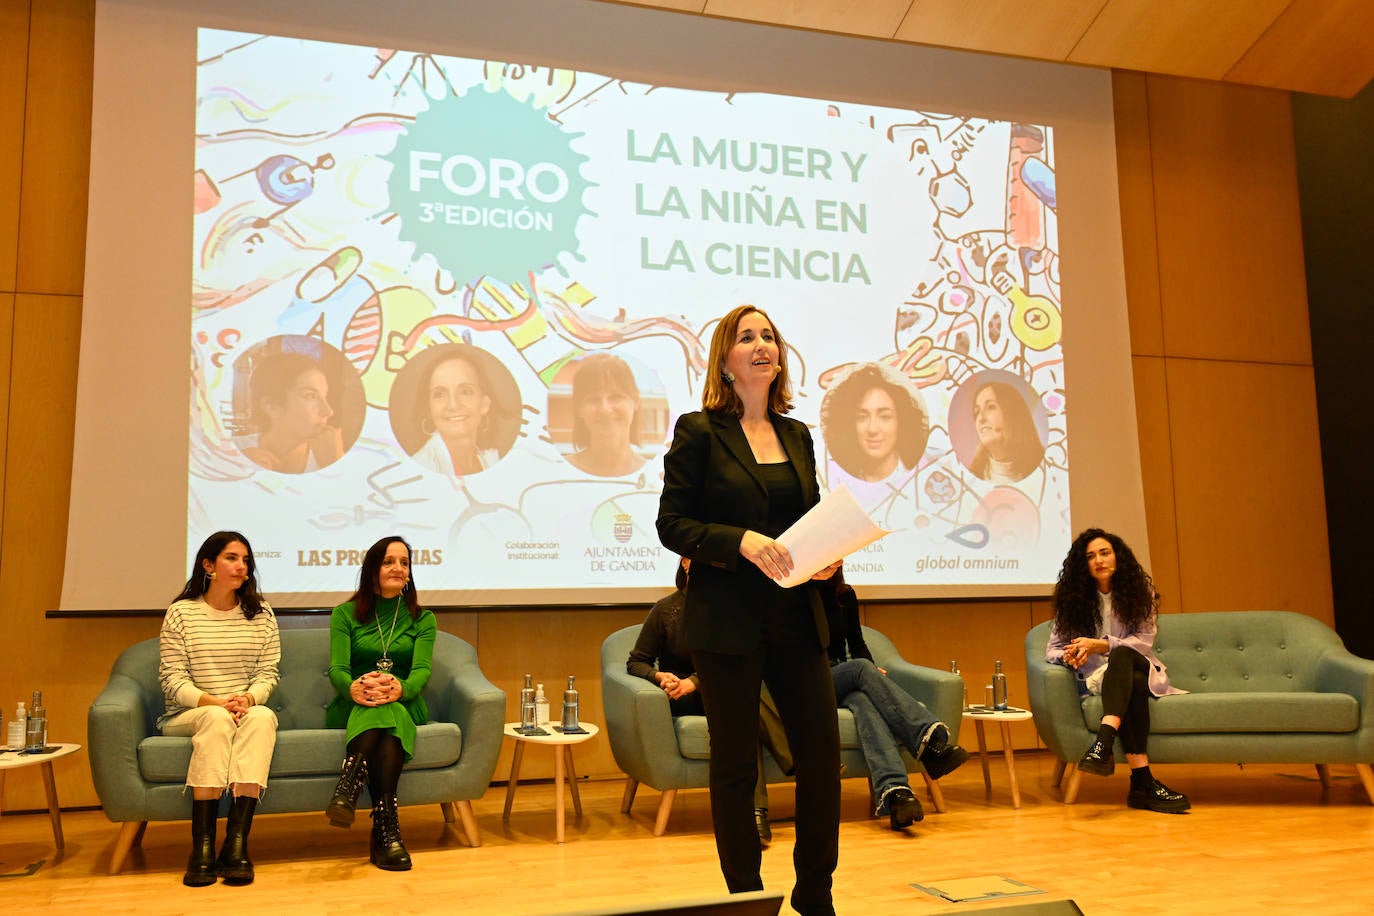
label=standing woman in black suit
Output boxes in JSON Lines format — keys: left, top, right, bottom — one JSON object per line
{"left": 657, "top": 305, "right": 842, "bottom": 916}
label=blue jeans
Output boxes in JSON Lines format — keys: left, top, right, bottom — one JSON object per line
{"left": 831, "top": 659, "right": 942, "bottom": 809}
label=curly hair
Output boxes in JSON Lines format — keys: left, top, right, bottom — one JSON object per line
{"left": 820, "top": 362, "right": 929, "bottom": 478}
{"left": 250, "top": 351, "right": 324, "bottom": 434}
{"left": 701, "top": 305, "right": 794, "bottom": 416}
{"left": 175, "top": 530, "right": 268, "bottom": 620}
{"left": 1051, "top": 527, "right": 1159, "bottom": 640}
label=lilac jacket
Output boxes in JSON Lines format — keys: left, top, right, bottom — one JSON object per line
{"left": 1046, "top": 608, "right": 1185, "bottom": 698}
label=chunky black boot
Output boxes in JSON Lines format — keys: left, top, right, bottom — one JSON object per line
{"left": 1077, "top": 737, "right": 1116, "bottom": 777}
{"left": 369, "top": 796, "right": 412, "bottom": 871}
{"left": 183, "top": 798, "right": 219, "bottom": 887}
{"left": 921, "top": 742, "right": 971, "bottom": 781}
{"left": 754, "top": 807, "right": 771, "bottom": 846}
{"left": 216, "top": 795, "right": 258, "bottom": 885}
{"left": 326, "top": 754, "right": 368, "bottom": 827}
{"left": 879, "top": 785, "right": 924, "bottom": 830}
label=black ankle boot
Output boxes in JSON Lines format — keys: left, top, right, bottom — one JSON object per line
{"left": 921, "top": 743, "right": 971, "bottom": 780}
{"left": 369, "top": 796, "right": 412, "bottom": 871}
{"left": 183, "top": 798, "right": 218, "bottom": 887}
{"left": 216, "top": 795, "right": 258, "bottom": 885}
{"left": 881, "top": 785, "right": 924, "bottom": 830}
{"left": 326, "top": 754, "right": 368, "bottom": 827}
{"left": 754, "top": 807, "right": 772, "bottom": 845}
{"left": 1077, "top": 737, "right": 1116, "bottom": 776}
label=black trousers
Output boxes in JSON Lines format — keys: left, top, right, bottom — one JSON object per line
{"left": 692, "top": 628, "right": 840, "bottom": 915}
{"left": 1099, "top": 645, "right": 1152, "bottom": 755}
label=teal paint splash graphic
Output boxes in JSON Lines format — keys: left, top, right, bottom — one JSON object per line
{"left": 386, "top": 89, "right": 592, "bottom": 286}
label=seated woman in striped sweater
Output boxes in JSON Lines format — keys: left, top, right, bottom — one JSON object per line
{"left": 158, "top": 531, "right": 281, "bottom": 887}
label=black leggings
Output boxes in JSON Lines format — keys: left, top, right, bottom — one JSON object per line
{"left": 347, "top": 728, "right": 405, "bottom": 802}
{"left": 1099, "top": 645, "right": 1152, "bottom": 755}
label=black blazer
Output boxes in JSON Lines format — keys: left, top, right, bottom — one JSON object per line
{"left": 657, "top": 409, "right": 828, "bottom": 655}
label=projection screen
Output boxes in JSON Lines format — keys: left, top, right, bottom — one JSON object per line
{"left": 64, "top": 0, "right": 1147, "bottom": 610}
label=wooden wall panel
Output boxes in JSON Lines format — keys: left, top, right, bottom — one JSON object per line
{"left": 0, "top": 292, "right": 11, "bottom": 560}
{"left": 1165, "top": 358, "right": 1331, "bottom": 620}
{"left": 1129, "top": 356, "right": 1181, "bottom": 611}
{"left": 15, "top": 0, "right": 92, "bottom": 296}
{"left": 1111, "top": 71, "right": 1163, "bottom": 357}
{"left": 478, "top": 607, "right": 648, "bottom": 780}
{"left": 1146, "top": 77, "right": 1312, "bottom": 365}
{"left": 0, "top": 0, "right": 28, "bottom": 294}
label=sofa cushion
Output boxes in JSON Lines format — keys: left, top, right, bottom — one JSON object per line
{"left": 1080, "top": 692, "right": 1359, "bottom": 735}
{"left": 673, "top": 712, "right": 864, "bottom": 760}
{"left": 138, "top": 723, "right": 464, "bottom": 783}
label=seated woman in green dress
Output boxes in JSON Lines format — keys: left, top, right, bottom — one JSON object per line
{"left": 324, "top": 535, "right": 437, "bottom": 871}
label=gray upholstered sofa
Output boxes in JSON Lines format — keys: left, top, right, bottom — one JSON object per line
{"left": 88, "top": 627, "right": 506, "bottom": 873}
{"left": 1025, "top": 610, "right": 1374, "bottom": 804}
{"left": 601, "top": 624, "right": 964, "bottom": 834}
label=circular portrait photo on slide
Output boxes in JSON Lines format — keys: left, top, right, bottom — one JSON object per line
{"left": 231, "top": 335, "right": 365, "bottom": 474}
{"left": 546, "top": 351, "right": 669, "bottom": 479}
{"left": 949, "top": 370, "right": 1048, "bottom": 485}
{"left": 820, "top": 362, "right": 931, "bottom": 487}
{"left": 388, "top": 342, "right": 521, "bottom": 478}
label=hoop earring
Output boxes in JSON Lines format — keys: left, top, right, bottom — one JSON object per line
{"left": 421, "top": 418, "right": 436, "bottom": 436}
{"left": 721, "top": 369, "right": 736, "bottom": 384}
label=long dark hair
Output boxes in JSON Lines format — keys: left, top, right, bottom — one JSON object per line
{"left": 348, "top": 536, "right": 421, "bottom": 623}
{"left": 969, "top": 381, "right": 1044, "bottom": 480}
{"left": 1051, "top": 527, "right": 1158, "bottom": 640}
{"left": 174, "top": 530, "right": 267, "bottom": 619}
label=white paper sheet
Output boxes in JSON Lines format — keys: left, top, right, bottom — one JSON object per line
{"left": 775, "top": 484, "right": 890, "bottom": 588}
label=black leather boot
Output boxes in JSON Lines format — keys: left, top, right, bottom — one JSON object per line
{"left": 183, "top": 798, "right": 218, "bottom": 887}
{"left": 216, "top": 795, "right": 258, "bottom": 885}
{"left": 326, "top": 754, "right": 368, "bottom": 827}
{"left": 1077, "top": 737, "right": 1116, "bottom": 776}
{"left": 880, "top": 785, "right": 924, "bottom": 830}
{"left": 921, "top": 743, "right": 971, "bottom": 780}
{"left": 754, "top": 807, "right": 772, "bottom": 846}
{"left": 369, "top": 796, "right": 412, "bottom": 871}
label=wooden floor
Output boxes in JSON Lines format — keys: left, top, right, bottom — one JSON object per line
{"left": 3, "top": 754, "right": 1372, "bottom": 914}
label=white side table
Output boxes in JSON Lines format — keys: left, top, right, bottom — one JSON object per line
{"left": 502, "top": 722, "right": 599, "bottom": 843}
{"left": 961, "top": 708, "right": 1033, "bottom": 808}
{"left": 0, "top": 743, "right": 82, "bottom": 848}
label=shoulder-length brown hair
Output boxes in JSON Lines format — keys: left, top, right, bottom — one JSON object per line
{"left": 700, "top": 305, "right": 795, "bottom": 416}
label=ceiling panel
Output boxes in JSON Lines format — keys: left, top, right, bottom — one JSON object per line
{"left": 1226, "top": 0, "right": 1374, "bottom": 98}
{"left": 603, "top": 0, "right": 1372, "bottom": 97}
{"left": 703, "top": 0, "right": 912, "bottom": 38}
{"left": 894, "top": 0, "right": 1107, "bottom": 61}
{"left": 1068, "top": 0, "right": 1291, "bottom": 80}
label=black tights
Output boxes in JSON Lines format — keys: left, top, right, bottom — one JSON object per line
{"left": 347, "top": 729, "right": 405, "bottom": 801}
{"left": 1099, "top": 645, "right": 1151, "bottom": 754}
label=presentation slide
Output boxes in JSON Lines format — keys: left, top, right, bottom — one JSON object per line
{"left": 189, "top": 28, "right": 1069, "bottom": 603}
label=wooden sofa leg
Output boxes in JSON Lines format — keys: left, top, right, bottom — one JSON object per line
{"left": 455, "top": 800, "right": 482, "bottom": 846}
{"left": 621, "top": 777, "right": 639, "bottom": 814}
{"left": 1315, "top": 764, "right": 1332, "bottom": 789}
{"left": 1355, "top": 764, "right": 1374, "bottom": 805}
{"left": 109, "top": 820, "right": 145, "bottom": 875}
{"left": 921, "top": 773, "right": 948, "bottom": 814}
{"left": 1062, "top": 768, "right": 1083, "bottom": 804}
{"left": 1052, "top": 758, "right": 1067, "bottom": 787}
{"left": 440, "top": 801, "right": 457, "bottom": 823}
{"left": 653, "top": 789, "right": 677, "bottom": 836}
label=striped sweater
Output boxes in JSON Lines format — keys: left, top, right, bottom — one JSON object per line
{"left": 157, "top": 598, "right": 281, "bottom": 727}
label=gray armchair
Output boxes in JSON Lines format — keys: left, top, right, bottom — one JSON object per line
{"left": 88, "top": 627, "right": 506, "bottom": 872}
{"left": 602, "top": 623, "right": 964, "bottom": 834}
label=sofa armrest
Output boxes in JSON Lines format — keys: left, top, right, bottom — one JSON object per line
{"left": 1025, "top": 629, "right": 1091, "bottom": 761}
{"left": 87, "top": 673, "right": 156, "bottom": 822}
{"left": 602, "top": 665, "right": 680, "bottom": 786}
{"left": 1316, "top": 650, "right": 1374, "bottom": 731}
{"left": 437, "top": 664, "right": 506, "bottom": 787}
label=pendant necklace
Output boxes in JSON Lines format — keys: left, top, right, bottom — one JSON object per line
{"left": 374, "top": 594, "right": 404, "bottom": 673}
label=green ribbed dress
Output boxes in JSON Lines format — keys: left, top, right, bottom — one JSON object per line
{"left": 326, "top": 599, "right": 437, "bottom": 759}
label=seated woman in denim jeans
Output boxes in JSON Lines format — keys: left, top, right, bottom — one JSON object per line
{"left": 820, "top": 569, "right": 968, "bottom": 830}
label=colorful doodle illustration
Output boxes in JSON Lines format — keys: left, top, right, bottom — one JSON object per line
{"left": 189, "top": 29, "right": 1069, "bottom": 598}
